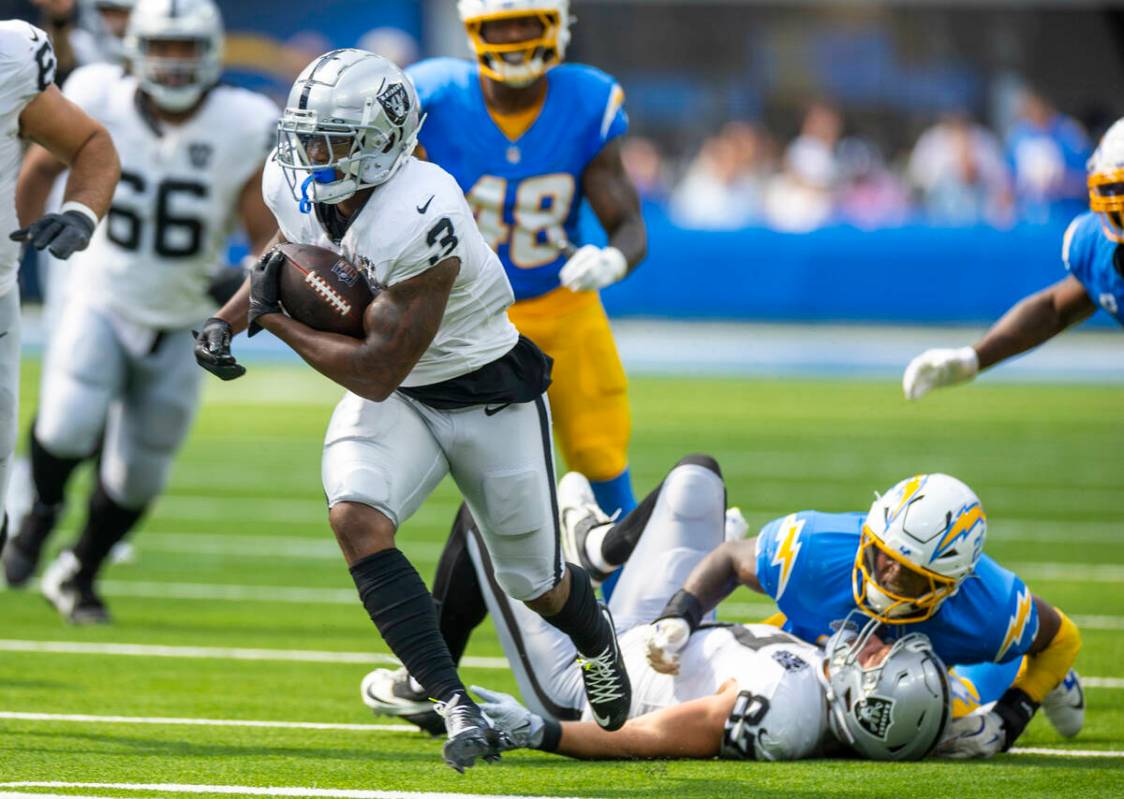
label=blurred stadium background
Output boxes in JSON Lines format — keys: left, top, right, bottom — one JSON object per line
{"left": 1, "top": 2, "right": 1122, "bottom": 796}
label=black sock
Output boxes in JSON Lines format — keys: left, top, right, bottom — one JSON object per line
{"left": 433, "top": 503, "right": 488, "bottom": 665}
{"left": 542, "top": 563, "right": 614, "bottom": 657}
{"left": 602, "top": 454, "right": 724, "bottom": 567}
{"left": 350, "top": 548, "right": 467, "bottom": 704}
{"left": 72, "top": 481, "right": 146, "bottom": 582}
{"left": 29, "top": 428, "right": 84, "bottom": 507}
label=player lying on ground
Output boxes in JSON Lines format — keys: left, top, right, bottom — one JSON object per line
{"left": 409, "top": 0, "right": 648, "bottom": 543}
{"left": 903, "top": 116, "right": 1124, "bottom": 400}
{"left": 627, "top": 472, "right": 1083, "bottom": 758}
{"left": 0, "top": 18, "right": 119, "bottom": 558}
{"left": 194, "top": 49, "right": 630, "bottom": 772}
{"left": 2, "top": 0, "right": 277, "bottom": 623}
{"left": 365, "top": 456, "right": 951, "bottom": 761}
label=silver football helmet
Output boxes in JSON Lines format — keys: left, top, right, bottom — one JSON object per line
{"left": 78, "top": 0, "right": 136, "bottom": 64}
{"left": 824, "top": 613, "right": 950, "bottom": 761}
{"left": 276, "top": 49, "right": 423, "bottom": 211}
{"left": 124, "top": 0, "right": 224, "bottom": 112}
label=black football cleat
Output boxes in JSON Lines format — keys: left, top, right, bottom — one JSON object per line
{"left": 437, "top": 693, "right": 506, "bottom": 773}
{"left": 40, "top": 551, "right": 111, "bottom": 625}
{"left": 360, "top": 667, "right": 446, "bottom": 736}
{"left": 577, "top": 603, "right": 631, "bottom": 732}
{"left": 558, "top": 472, "right": 615, "bottom": 584}
{"left": 3, "top": 501, "right": 63, "bottom": 588}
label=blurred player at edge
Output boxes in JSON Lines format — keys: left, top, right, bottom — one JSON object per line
{"left": 904, "top": 118, "right": 1124, "bottom": 400}
{"left": 0, "top": 18, "right": 119, "bottom": 557}
{"left": 407, "top": 0, "right": 647, "bottom": 535}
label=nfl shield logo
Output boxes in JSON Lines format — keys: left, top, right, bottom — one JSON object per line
{"left": 189, "top": 143, "right": 213, "bottom": 169}
{"left": 377, "top": 82, "right": 411, "bottom": 126}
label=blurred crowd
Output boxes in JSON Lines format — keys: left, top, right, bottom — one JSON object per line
{"left": 636, "top": 90, "right": 1095, "bottom": 232}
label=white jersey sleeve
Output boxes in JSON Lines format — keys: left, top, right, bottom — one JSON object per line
{"left": 0, "top": 21, "right": 57, "bottom": 289}
{"left": 60, "top": 62, "right": 121, "bottom": 114}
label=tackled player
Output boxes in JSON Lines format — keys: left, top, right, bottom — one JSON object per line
{"left": 194, "top": 49, "right": 631, "bottom": 772}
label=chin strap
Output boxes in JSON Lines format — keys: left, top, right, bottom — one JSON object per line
{"left": 299, "top": 168, "right": 341, "bottom": 215}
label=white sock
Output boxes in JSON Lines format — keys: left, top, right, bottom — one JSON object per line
{"left": 584, "top": 523, "right": 614, "bottom": 574}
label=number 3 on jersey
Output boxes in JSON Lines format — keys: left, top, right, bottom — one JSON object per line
{"left": 468, "top": 174, "right": 574, "bottom": 269}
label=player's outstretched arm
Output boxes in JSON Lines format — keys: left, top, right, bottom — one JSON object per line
{"left": 12, "top": 85, "right": 119, "bottom": 259}
{"left": 903, "top": 276, "right": 1095, "bottom": 400}
{"left": 560, "top": 140, "right": 647, "bottom": 292}
{"left": 255, "top": 256, "right": 460, "bottom": 401}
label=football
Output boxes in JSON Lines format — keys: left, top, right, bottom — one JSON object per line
{"left": 276, "top": 243, "right": 374, "bottom": 339}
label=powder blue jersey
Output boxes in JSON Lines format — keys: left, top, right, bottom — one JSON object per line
{"left": 754, "top": 511, "right": 1039, "bottom": 666}
{"left": 1062, "top": 211, "right": 1124, "bottom": 326}
{"left": 407, "top": 58, "right": 628, "bottom": 301}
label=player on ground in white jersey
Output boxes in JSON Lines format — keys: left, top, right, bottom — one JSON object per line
{"left": 0, "top": 18, "right": 118, "bottom": 557}
{"left": 1, "top": 0, "right": 277, "bottom": 616}
{"left": 194, "top": 48, "right": 631, "bottom": 773}
{"left": 364, "top": 456, "right": 951, "bottom": 762}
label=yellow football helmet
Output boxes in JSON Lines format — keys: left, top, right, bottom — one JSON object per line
{"left": 852, "top": 474, "right": 987, "bottom": 624}
{"left": 1088, "top": 118, "right": 1124, "bottom": 242}
{"left": 457, "top": 0, "right": 571, "bottom": 86}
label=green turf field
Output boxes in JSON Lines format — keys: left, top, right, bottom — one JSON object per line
{"left": 1, "top": 362, "right": 1121, "bottom": 799}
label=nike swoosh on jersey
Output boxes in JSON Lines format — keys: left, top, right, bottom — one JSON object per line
{"left": 484, "top": 403, "right": 510, "bottom": 416}
{"left": 416, "top": 195, "right": 435, "bottom": 214}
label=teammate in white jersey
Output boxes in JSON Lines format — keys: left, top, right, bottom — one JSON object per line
{"left": 0, "top": 18, "right": 118, "bottom": 557}
{"left": 2, "top": 0, "right": 277, "bottom": 619}
{"left": 196, "top": 48, "right": 631, "bottom": 773}
{"left": 365, "top": 456, "right": 951, "bottom": 761}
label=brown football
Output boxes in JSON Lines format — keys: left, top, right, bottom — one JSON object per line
{"left": 276, "top": 243, "right": 374, "bottom": 339}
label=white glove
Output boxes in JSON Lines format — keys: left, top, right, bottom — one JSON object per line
{"left": 559, "top": 245, "right": 628, "bottom": 292}
{"left": 724, "top": 507, "right": 749, "bottom": 542}
{"left": 902, "top": 346, "right": 979, "bottom": 401}
{"left": 645, "top": 617, "right": 692, "bottom": 675}
{"left": 936, "top": 706, "right": 1006, "bottom": 759}
{"left": 471, "top": 685, "right": 544, "bottom": 750}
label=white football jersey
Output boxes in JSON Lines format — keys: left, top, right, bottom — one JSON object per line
{"left": 263, "top": 155, "right": 518, "bottom": 387}
{"left": 610, "top": 623, "right": 829, "bottom": 750}
{"left": 0, "top": 20, "right": 56, "bottom": 295}
{"left": 69, "top": 70, "right": 278, "bottom": 328}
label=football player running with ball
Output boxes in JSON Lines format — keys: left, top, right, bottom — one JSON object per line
{"left": 408, "top": 0, "right": 647, "bottom": 526}
{"left": 195, "top": 49, "right": 631, "bottom": 772}
{"left": 2, "top": 0, "right": 277, "bottom": 620}
{"left": 0, "top": 18, "right": 119, "bottom": 557}
{"left": 904, "top": 117, "right": 1124, "bottom": 399}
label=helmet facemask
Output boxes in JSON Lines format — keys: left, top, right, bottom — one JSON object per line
{"left": 463, "top": 8, "right": 565, "bottom": 86}
{"left": 1088, "top": 168, "right": 1124, "bottom": 242}
{"left": 852, "top": 524, "right": 958, "bottom": 624}
{"left": 133, "top": 36, "right": 217, "bottom": 112}
{"left": 276, "top": 96, "right": 422, "bottom": 212}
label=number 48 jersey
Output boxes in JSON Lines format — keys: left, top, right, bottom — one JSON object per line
{"left": 407, "top": 58, "right": 628, "bottom": 301}
{"left": 66, "top": 65, "right": 278, "bottom": 329}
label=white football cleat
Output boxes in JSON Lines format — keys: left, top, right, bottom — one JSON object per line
{"left": 40, "top": 550, "right": 110, "bottom": 625}
{"left": 724, "top": 507, "right": 749, "bottom": 542}
{"left": 557, "top": 471, "right": 613, "bottom": 583}
{"left": 1041, "top": 669, "right": 1084, "bottom": 738}
{"left": 360, "top": 667, "right": 445, "bottom": 736}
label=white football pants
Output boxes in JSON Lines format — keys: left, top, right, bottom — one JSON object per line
{"left": 322, "top": 390, "right": 564, "bottom": 603}
{"left": 35, "top": 298, "right": 202, "bottom": 509}
{"left": 465, "top": 460, "right": 727, "bottom": 720}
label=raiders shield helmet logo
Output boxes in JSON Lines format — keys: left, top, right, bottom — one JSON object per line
{"left": 377, "top": 82, "right": 411, "bottom": 126}
{"left": 854, "top": 696, "right": 894, "bottom": 740}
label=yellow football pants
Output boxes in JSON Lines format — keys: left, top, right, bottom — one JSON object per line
{"left": 508, "top": 287, "right": 631, "bottom": 482}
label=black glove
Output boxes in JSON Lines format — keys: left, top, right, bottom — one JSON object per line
{"left": 247, "top": 249, "right": 286, "bottom": 337}
{"left": 10, "top": 210, "right": 96, "bottom": 259}
{"left": 193, "top": 317, "right": 246, "bottom": 381}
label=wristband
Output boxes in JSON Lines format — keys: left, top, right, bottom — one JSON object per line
{"left": 537, "top": 718, "right": 562, "bottom": 753}
{"left": 59, "top": 201, "right": 100, "bottom": 229}
{"left": 993, "top": 687, "right": 1038, "bottom": 751}
{"left": 656, "top": 589, "right": 704, "bottom": 632}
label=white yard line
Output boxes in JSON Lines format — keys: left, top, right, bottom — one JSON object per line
{"left": 0, "top": 712, "right": 413, "bottom": 733}
{"left": 1011, "top": 562, "right": 1124, "bottom": 583}
{"left": 0, "top": 639, "right": 508, "bottom": 670}
{"left": 1008, "top": 747, "right": 1124, "bottom": 759}
{"left": 0, "top": 783, "right": 593, "bottom": 799}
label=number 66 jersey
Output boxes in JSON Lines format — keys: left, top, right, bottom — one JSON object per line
{"left": 64, "top": 64, "right": 278, "bottom": 329}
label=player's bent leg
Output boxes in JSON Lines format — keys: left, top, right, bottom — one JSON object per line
{"left": 608, "top": 454, "right": 727, "bottom": 633}
{"left": 462, "top": 522, "right": 584, "bottom": 721}
{"left": 0, "top": 288, "right": 19, "bottom": 558}
{"left": 324, "top": 392, "right": 502, "bottom": 770}
{"left": 445, "top": 396, "right": 631, "bottom": 731}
